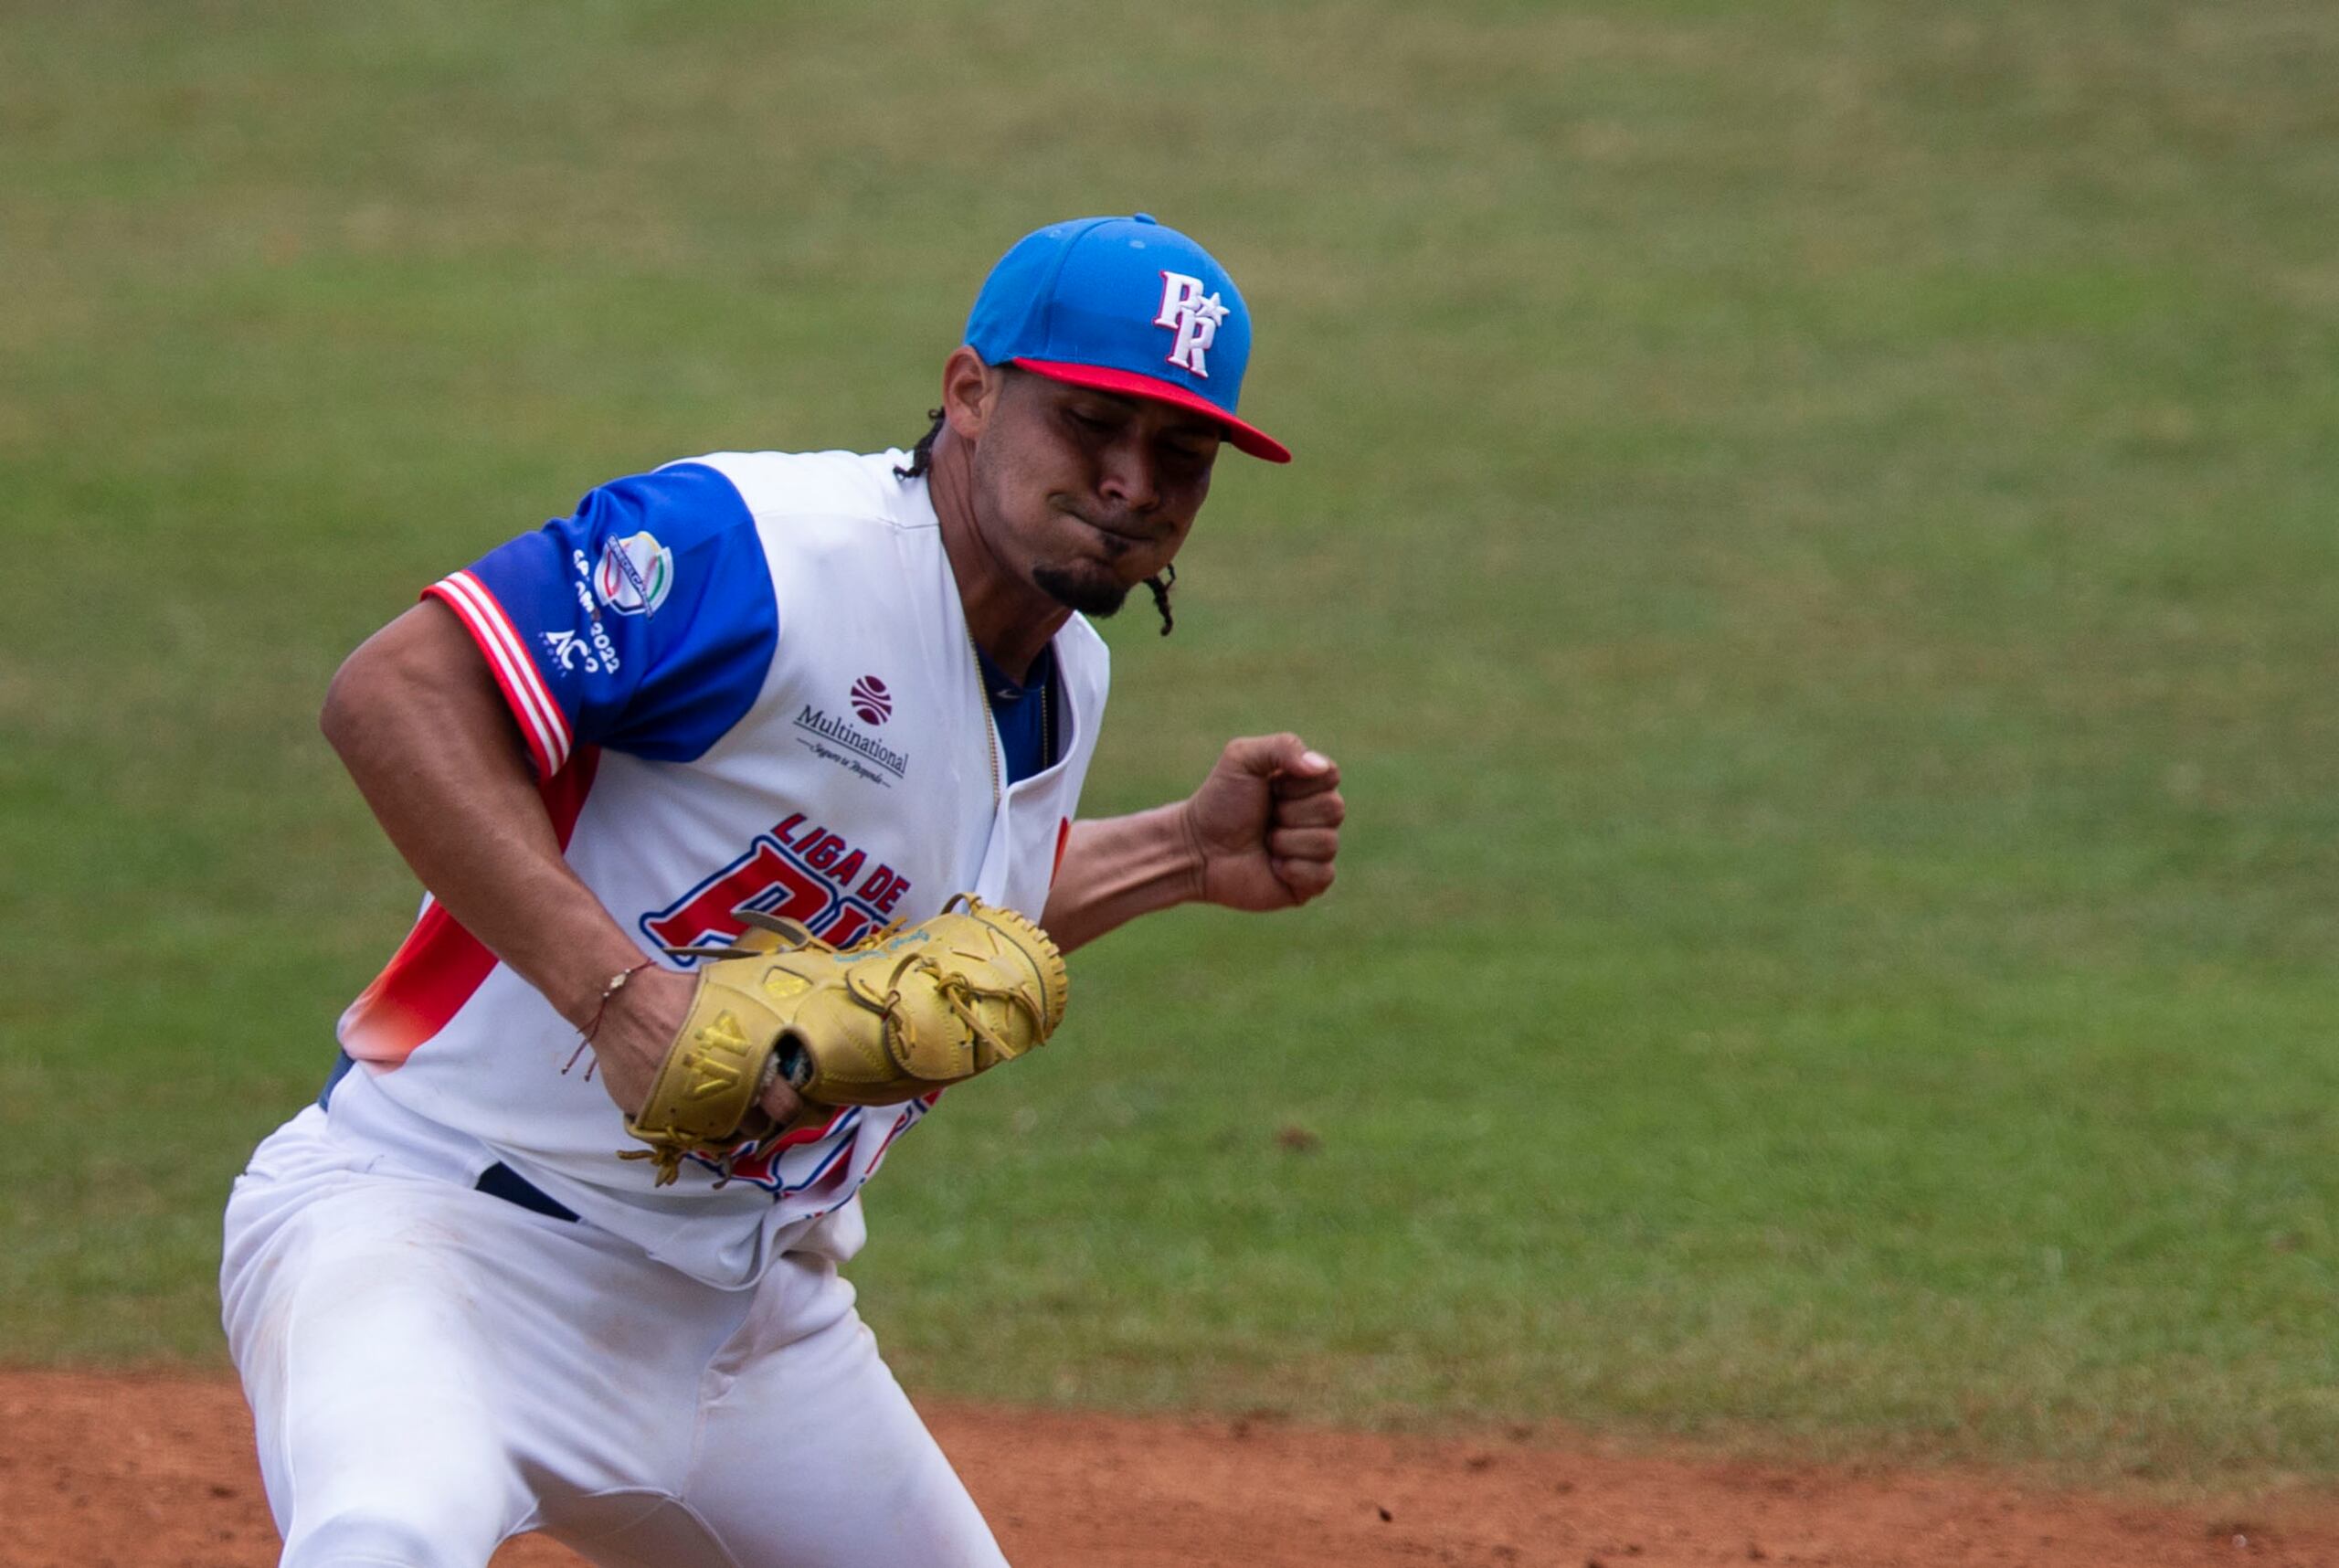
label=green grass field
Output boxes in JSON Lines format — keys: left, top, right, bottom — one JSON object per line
{"left": 5, "top": 0, "right": 2337, "bottom": 1487}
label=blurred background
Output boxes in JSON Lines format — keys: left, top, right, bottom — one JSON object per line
{"left": 5, "top": 0, "right": 2335, "bottom": 1485}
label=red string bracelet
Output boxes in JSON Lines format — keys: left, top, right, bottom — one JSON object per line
{"left": 564, "top": 958, "right": 659, "bottom": 1076}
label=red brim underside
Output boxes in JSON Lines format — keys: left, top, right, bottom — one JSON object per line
{"left": 1011, "top": 359, "right": 1293, "bottom": 463}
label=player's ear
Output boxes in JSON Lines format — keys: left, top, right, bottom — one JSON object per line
{"left": 940, "top": 347, "right": 1002, "bottom": 440}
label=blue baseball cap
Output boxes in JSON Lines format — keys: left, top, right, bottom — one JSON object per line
{"left": 964, "top": 214, "right": 1290, "bottom": 463}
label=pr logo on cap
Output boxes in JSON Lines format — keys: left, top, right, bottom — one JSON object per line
{"left": 962, "top": 214, "right": 1291, "bottom": 462}
{"left": 1155, "top": 273, "right": 1231, "bottom": 377}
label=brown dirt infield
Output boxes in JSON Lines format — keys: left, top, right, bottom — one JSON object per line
{"left": 5, "top": 1371, "right": 2333, "bottom": 1567}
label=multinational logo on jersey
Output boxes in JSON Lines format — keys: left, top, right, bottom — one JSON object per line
{"left": 594, "top": 530, "right": 674, "bottom": 616}
{"left": 1156, "top": 270, "right": 1230, "bottom": 377}
{"left": 793, "top": 679, "right": 907, "bottom": 788}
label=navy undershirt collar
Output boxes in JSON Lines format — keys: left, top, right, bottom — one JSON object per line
{"left": 972, "top": 641, "right": 1057, "bottom": 787}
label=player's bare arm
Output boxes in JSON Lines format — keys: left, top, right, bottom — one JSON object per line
{"left": 1041, "top": 732, "right": 1343, "bottom": 952}
{"left": 320, "top": 599, "right": 802, "bottom": 1122}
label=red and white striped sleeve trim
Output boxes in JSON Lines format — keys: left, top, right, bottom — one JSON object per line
{"left": 424, "top": 570, "right": 573, "bottom": 778}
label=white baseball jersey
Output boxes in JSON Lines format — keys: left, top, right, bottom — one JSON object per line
{"left": 323, "top": 448, "right": 1107, "bottom": 1287}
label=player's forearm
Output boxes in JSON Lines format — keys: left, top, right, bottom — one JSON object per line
{"left": 1038, "top": 803, "right": 1201, "bottom": 952}
{"left": 322, "top": 602, "right": 646, "bottom": 1027}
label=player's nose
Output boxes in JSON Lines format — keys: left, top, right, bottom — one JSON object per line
{"left": 1095, "top": 440, "right": 1159, "bottom": 514}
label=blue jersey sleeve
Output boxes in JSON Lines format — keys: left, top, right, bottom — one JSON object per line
{"left": 423, "top": 461, "right": 777, "bottom": 776}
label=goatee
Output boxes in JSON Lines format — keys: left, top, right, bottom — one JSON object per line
{"left": 1032, "top": 564, "right": 1130, "bottom": 618}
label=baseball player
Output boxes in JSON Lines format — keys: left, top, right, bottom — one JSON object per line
{"left": 219, "top": 213, "right": 1342, "bottom": 1568}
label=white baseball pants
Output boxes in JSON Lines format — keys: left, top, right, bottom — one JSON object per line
{"left": 220, "top": 1107, "right": 1008, "bottom": 1568}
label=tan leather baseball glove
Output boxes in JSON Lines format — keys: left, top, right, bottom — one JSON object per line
{"left": 619, "top": 895, "right": 1069, "bottom": 1186}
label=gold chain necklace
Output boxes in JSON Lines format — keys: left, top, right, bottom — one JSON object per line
{"left": 965, "top": 625, "right": 1059, "bottom": 805}
{"left": 963, "top": 619, "right": 1002, "bottom": 812}
{"left": 1041, "top": 667, "right": 1055, "bottom": 769}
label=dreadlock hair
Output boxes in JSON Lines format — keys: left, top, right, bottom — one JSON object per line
{"left": 895, "top": 396, "right": 1179, "bottom": 636}
{"left": 894, "top": 407, "right": 946, "bottom": 481}
{"left": 1143, "top": 564, "right": 1176, "bottom": 636}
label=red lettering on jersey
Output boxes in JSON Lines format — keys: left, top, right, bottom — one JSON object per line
{"left": 640, "top": 818, "right": 903, "bottom": 962}
{"left": 642, "top": 843, "right": 829, "bottom": 951}
{"left": 858, "top": 865, "right": 909, "bottom": 913}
